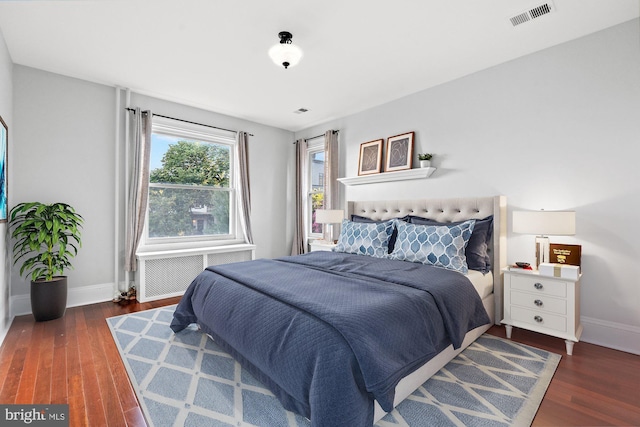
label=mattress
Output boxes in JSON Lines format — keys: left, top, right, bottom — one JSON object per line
{"left": 467, "top": 270, "right": 494, "bottom": 299}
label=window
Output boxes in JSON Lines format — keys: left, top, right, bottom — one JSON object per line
{"left": 307, "top": 140, "right": 325, "bottom": 238}
{"left": 145, "top": 118, "right": 238, "bottom": 244}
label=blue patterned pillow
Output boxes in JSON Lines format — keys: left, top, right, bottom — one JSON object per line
{"left": 333, "top": 219, "right": 395, "bottom": 258}
{"left": 389, "top": 219, "right": 476, "bottom": 273}
{"left": 350, "top": 214, "right": 410, "bottom": 254}
{"left": 408, "top": 216, "right": 493, "bottom": 273}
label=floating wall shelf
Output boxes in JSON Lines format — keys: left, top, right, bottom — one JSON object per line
{"left": 337, "top": 167, "right": 436, "bottom": 186}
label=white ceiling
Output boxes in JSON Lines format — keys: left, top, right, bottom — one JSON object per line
{"left": 0, "top": 0, "right": 638, "bottom": 131}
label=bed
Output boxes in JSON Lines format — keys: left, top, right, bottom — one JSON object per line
{"left": 171, "top": 195, "right": 507, "bottom": 426}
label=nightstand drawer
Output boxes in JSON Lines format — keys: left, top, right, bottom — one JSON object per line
{"left": 511, "top": 291, "right": 567, "bottom": 315}
{"left": 511, "top": 275, "right": 567, "bottom": 297}
{"left": 511, "top": 307, "right": 567, "bottom": 333}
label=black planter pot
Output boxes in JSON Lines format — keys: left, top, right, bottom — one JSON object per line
{"left": 30, "top": 276, "right": 68, "bottom": 322}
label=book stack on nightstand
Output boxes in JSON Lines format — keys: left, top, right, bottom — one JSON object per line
{"left": 309, "top": 240, "right": 337, "bottom": 252}
{"left": 502, "top": 267, "right": 583, "bottom": 355}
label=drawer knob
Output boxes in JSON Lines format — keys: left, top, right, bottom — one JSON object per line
{"left": 534, "top": 315, "right": 543, "bottom": 323}
{"left": 534, "top": 299, "right": 543, "bottom": 307}
{"left": 534, "top": 282, "right": 543, "bottom": 290}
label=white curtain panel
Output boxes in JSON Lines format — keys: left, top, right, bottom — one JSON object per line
{"left": 237, "top": 131, "right": 253, "bottom": 244}
{"left": 124, "top": 108, "right": 151, "bottom": 272}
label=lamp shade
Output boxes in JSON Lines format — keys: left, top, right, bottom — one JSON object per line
{"left": 513, "top": 210, "right": 576, "bottom": 235}
{"left": 315, "top": 209, "right": 344, "bottom": 224}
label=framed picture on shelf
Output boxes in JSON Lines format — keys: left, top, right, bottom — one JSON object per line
{"left": 358, "top": 139, "right": 383, "bottom": 175}
{"left": 0, "top": 116, "right": 6, "bottom": 222}
{"left": 385, "top": 132, "right": 414, "bottom": 172}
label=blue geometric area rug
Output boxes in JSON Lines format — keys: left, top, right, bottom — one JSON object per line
{"left": 107, "top": 305, "right": 560, "bottom": 427}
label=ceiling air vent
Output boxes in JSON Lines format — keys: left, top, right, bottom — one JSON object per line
{"left": 510, "top": 2, "right": 555, "bottom": 27}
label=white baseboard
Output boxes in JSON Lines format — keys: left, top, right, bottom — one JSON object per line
{"left": 580, "top": 316, "right": 640, "bottom": 355}
{"left": 11, "top": 282, "right": 116, "bottom": 317}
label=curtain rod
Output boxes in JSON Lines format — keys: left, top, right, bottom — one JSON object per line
{"left": 292, "top": 129, "right": 339, "bottom": 144}
{"left": 125, "top": 108, "right": 253, "bottom": 136}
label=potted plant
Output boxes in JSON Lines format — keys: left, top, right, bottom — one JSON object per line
{"left": 418, "top": 153, "right": 433, "bottom": 168}
{"left": 9, "top": 202, "right": 83, "bottom": 321}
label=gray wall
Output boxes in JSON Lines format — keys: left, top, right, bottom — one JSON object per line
{"left": 10, "top": 66, "right": 293, "bottom": 305}
{"left": 13, "top": 66, "right": 116, "bottom": 299}
{"left": 295, "top": 19, "right": 640, "bottom": 354}
{"left": 0, "top": 28, "right": 12, "bottom": 339}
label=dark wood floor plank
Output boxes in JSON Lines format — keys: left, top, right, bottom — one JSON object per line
{"left": 82, "top": 305, "right": 128, "bottom": 427}
{"left": 0, "top": 346, "right": 27, "bottom": 403}
{"left": 63, "top": 307, "right": 89, "bottom": 427}
{"left": 98, "top": 304, "right": 143, "bottom": 414}
{"left": 33, "top": 320, "right": 58, "bottom": 404}
{"left": 50, "top": 316, "right": 69, "bottom": 405}
{"left": 50, "top": 341, "right": 68, "bottom": 404}
{"left": 0, "top": 297, "right": 638, "bottom": 427}
{"left": 75, "top": 307, "right": 109, "bottom": 426}
{"left": 0, "top": 317, "right": 29, "bottom": 383}
{"left": 14, "top": 319, "right": 45, "bottom": 404}
{"left": 0, "top": 315, "right": 35, "bottom": 401}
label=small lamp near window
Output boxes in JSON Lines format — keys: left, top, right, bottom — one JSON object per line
{"left": 513, "top": 210, "right": 576, "bottom": 268}
{"left": 315, "top": 209, "right": 344, "bottom": 243}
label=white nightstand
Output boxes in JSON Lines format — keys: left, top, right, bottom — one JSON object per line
{"left": 502, "top": 268, "right": 583, "bottom": 355}
{"left": 309, "top": 240, "right": 337, "bottom": 252}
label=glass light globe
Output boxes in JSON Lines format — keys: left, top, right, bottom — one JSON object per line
{"left": 268, "top": 43, "right": 303, "bottom": 69}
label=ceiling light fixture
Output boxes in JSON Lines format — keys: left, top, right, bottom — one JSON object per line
{"left": 268, "top": 31, "right": 303, "bottom": 69}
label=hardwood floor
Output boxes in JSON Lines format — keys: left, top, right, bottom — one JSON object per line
{"left": 1, "top": 298, "right": 639, "bottom": 426}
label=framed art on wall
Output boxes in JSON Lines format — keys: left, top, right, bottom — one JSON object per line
{"left": 358, "top": 139, "right": 383, "bottom": 175}
{"left": 0, "top": 116, "right": 6, "bottom": 222}
{"left": 385, "top": 132, "right": 414, "bottom": 172}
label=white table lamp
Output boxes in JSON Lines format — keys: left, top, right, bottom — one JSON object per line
{"left": 315, "top": 209, "right": 344, "bottom": 243}
{"left": 513, "top": 210, "right": 576, "bottom": 267}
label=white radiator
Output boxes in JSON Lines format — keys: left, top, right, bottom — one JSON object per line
{"left": 135, "top": 244, "right": 256, "bottom": 302}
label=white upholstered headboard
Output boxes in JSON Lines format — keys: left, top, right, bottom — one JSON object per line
{"left": 347, "top": 196, "right": 507, "bottom": 324}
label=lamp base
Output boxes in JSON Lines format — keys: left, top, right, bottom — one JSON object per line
{"left": 323, "top": 224, "right": 331, "bottom": 243}
{"left": 323, "top": 223, "right": 341, "bottom": 243}
{"left": 535, "top": 236, "right": 550, "bottom": 268}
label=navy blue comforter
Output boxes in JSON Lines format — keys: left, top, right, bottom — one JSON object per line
{"left": 171, "top": 251, "right": 490, "bottom": 426}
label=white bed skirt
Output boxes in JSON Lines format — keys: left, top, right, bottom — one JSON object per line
{"left": 373, "top": 293, "right": 495, "bottom": 421}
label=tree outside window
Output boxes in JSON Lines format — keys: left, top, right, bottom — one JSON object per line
{"left": 147, "top": 131, "right": 234, "bottom": 240}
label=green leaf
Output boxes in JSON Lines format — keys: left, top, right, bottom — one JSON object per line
{"left": 9, "top": 202, "right": 83, "bottom": 281}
